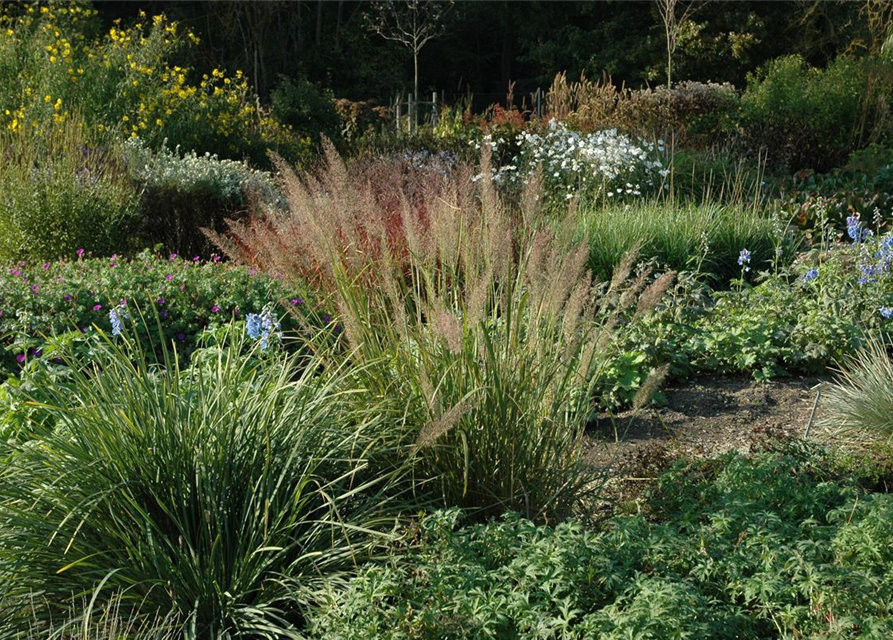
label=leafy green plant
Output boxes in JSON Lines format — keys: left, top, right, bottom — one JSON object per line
{"left": 741, "top": 55, "right": 893, "bottom": 171}
{"left": 271, "top": 77, "right": 343, "bottom": 146}
{"left": 306, "top": 446, "right": 893, "bottom": 640}
{"left": 0, "top": 251, "right": 317, "bottom": 377}
{"left": 0, "top": 322, "right": 410, "bottom": 637}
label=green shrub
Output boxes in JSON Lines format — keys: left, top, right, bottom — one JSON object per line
{"left": 612, "top": 227, "right": 893, "bottom": 385}
{"left": 822, "top": 337, "right": 893, "bottom": 439}
{"left": 122, "top": 139, "right": 281, "bottom": 256}
{"left": 271, "top": 77, "right": 343, "bottom": 146}
{"left": 778, "top": 144, "right": 893, "bottom": 238}
{"left": 0, "top": 325, "right": 409, "bottom": 636}
{"left": 306, "top": 448, "right": 893, "bottom": 639}
{"left": 0, "top": 251, "right": 318, "bottom": 377}
{"left": 741, "top": 55, "right": 891, "bottom": 171}
{"left": 0, "top": 123, "right": 140, "bottom": 262}
{"left": 576, "top": 200, "right": 788, "bottom": 284}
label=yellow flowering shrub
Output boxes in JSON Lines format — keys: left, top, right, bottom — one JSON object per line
{"left": 0, "top": 2, "right": 311, "bottom": 166}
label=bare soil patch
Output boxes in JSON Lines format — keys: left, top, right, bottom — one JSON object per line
{"left": 583, "top": 374, "right": 833, "bottom": 505}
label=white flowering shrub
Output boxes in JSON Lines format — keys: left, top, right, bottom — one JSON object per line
{"left": 123, "top": 138, "right": 280, "bottom": 203}
{"left": 476, "top": 120, "right": 667, "bottom": 202}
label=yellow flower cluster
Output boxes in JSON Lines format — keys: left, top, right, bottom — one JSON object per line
{"left": 1, "top": 2, "right": 304, "bottom": 164}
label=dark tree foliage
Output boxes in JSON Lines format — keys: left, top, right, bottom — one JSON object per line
{"left": 90, "top": 0, "right": 869, "bottom": 106}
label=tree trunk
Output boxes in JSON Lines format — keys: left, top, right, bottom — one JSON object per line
{"left": 414, "top": 49, "right": 419, "bottom": 120}
{"left": 500, "top": 2, "right": 512, "bottom": 90}
{"left": 335, "top": 0, "right": 343, "bottom": 49}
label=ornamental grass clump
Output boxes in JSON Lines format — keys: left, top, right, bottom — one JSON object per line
{"left": 577, "top": 199, "right": 786, "bottom": 283}
{"left": 214, "top": 146, "right": 666, "bottom": 520}
{"left": 0, "top": 121, "right": 140, "bottom": 262}
{"left": 822, "top": 337, "right": 893, "bottom": 439}
{"left": 0, "top": 323, "right": 409, "bottom": 637}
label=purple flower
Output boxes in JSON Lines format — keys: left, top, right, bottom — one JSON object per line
{"left": 177, "top": 333, "right": 185, "bottom": 341}
{"left": 193, "top": 256, "right": 200, "bottom": 262}
{"left": 165, "top": 274, "right": 174, "bottom": 281}
{"left": 156, "top": 297, "right": 166, "bottom": 306}
{"left": 160, "top": 310, "right": 169, "bottom": 319}
{"left": 290, "top": 298, "right": 304, "bottom": 306}
{"left": 737, "top": 248, "right": 752, "bottom": 270}
{"left": 16, "top": 353, "right": 25, "bottom": 364}
{"left": 169, "top": 253, "right": 178, "bottom": 260}
{"left": 42, "top": 262, "right": 50, "bottom": 270}
{"left": 212, "top": 255, "right": 221, "bottom": 263}
{"left": 322, "top": 314, "right": 332, "bottom": 324}
{"left": 31, "top": 284, "right": 39, "bottom": 296}
{"left": 76, "top": 248, "right": 85, "bottom": 257}
{"left": 882, "top": 307, "right": 893, "bottom": 319}
{"left": 63, "top": 294, "right": 72, "bottom": 302}
{"left": 93, "top": 304, "right": 102, "bottom": 311}
{"left": 30, "top": 348, "right": 42, "bottom": 358}
{"left": 211, "top": 305, "right": 220, "bottom": 314}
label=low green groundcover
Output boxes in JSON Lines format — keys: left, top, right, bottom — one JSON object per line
{"left": 307, "top": 444, "right": 893, "bottom": 639}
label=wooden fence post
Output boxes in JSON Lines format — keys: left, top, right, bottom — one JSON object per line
{"left": 432, "top": 91, "right": 438, "bottom": 127}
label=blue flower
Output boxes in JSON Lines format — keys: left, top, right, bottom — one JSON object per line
{"left": 847, "top": 215, "right": 863, "bottom": 242}
{"left": 858, "top": 263, "right": 879, "bottom": 285}
{"left": 802, "top": 268, "right": 819, "bottom": 282}
{"left": 109, "top": 307, "right": 126, "bottom": 336}
{"left": 246, "top": 308, "right": 281, "bottom": 349}
{"left": 737, "top": 248, "right": 752, "bottom": 272}
{"left": 881, "top": 307, "right": 893, "bottom": 319}
{"left": 246, "top": 313, "right": 263, "bottom": 339}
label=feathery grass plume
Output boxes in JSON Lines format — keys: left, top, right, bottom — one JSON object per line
{"left": 821, "top": 337, "right": 893, "bottom": 438}
{"left": 206, "top": 140, "right": 451, "bottom": 294}
{"left": 0, "top": 320, "right": 413, "bottom": 636}
{"left": 617, "top": 265, "right": 653, "bottom": 314}
{"left": 210, "top": 144, "right": 665, "bottom": 521}
{"left": 436, "top": 308, "right": 464, "bottom": 355}
{"left": 602, "top": 244, "right": 640, "bottom": 308}
{"left": 632, "top": 364, "right": 671, "bottom": 412}
{"left": 520, "top": 166, "right": 546, "bottom": 232}
{"left": 414, "top": 400, "right": 473, "bottom": 450}
{"left": 635, "top": 271, "right": 677, "bottom": 318}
